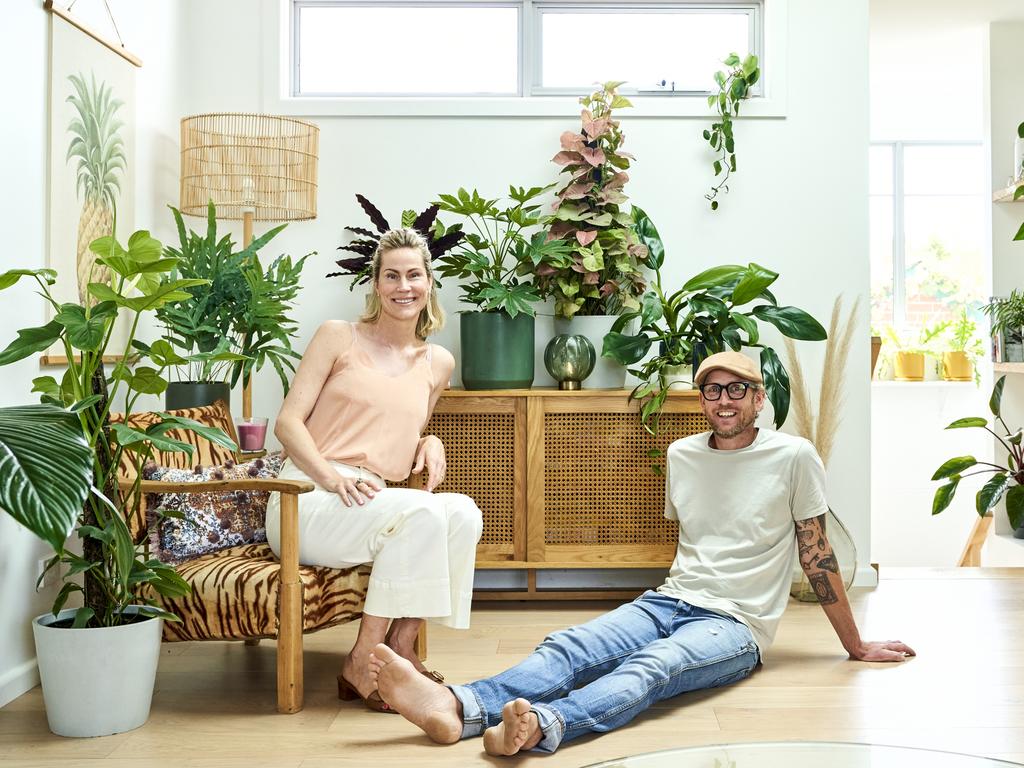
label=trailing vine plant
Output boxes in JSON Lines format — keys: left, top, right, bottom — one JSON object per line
{"left": 703, "top": 53, "right": 760, "bottom": 210}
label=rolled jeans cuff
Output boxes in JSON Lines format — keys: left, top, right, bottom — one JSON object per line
{"left": 529, "top": 703, "right": 563, "bottom": 753}
{"left": 450, "top": 684, "right": 485, "bottom": 739}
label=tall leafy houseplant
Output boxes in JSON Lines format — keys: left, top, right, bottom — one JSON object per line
{"left": 328, "top": 194, "right": 464, "bottom": 288}
{"left": 537, "top": 81, "right": 647, "bottom": 319}
{"left": 0, "top": 233, "right": 236, "bottom": 627}
{"left": 152, "top": 203, "right": 309, "bottom": 398}
{"left": 604, "top": 207, "right": 827, "bottom": 447}
{"left": 932, "top": 376, "right": 1024, "bottom": 534}
{"left": 703, "top": 53, "right": 760, "bottom": 210}
{"left": 434, "top": 186, "right": 572, "bottom": 389}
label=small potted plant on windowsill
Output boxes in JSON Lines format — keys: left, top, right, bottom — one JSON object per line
{"left": 984, "top": 290, "right": 1024, "bottom": 363}
{"left": 940, "top": 307, "right": 983, "bottom": 383}
{"left": 434, "top": 185, "right": 572, "bottom": 389}
{"left": 880, "top": 321, "right": 949, "bottom": 381}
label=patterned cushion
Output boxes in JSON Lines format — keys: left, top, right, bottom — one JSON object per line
{"left": 144, "top": 453, "right": 284, "bottom": 564}
{"left": 146, "top": 543, "right": 371, "bottom": 641}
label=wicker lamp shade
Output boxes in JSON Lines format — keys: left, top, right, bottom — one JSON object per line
{"left": 179, "top": 113, "right": 318, "bottom": 221}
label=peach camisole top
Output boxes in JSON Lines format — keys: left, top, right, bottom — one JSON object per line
{"left": 302, "top": 322, "right": 435, "bottom": 481}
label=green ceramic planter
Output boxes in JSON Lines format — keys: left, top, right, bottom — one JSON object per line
{"left": 461, "top": 311, "right": 535, "bottom": 390}
{"left": 165, "top": 381, "right": 231, "bottom": 410}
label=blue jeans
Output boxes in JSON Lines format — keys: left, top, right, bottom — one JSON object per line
{"left": 450, "top": 591, "right": 759, "bottom": 753}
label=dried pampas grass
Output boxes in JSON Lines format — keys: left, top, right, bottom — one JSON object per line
{"left": 782, "top": 295, "right": 861, "bottom": 468}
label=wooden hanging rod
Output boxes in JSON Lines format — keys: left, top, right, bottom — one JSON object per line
{"left": 44, "top": 1, "right": 143, "bottom": 67}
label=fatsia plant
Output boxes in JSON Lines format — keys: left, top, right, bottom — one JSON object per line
{"left": 0, "top": 231, "right": 236, "bottom": 628}
{"left": 604, "top": 206, "right": 827, "bottom": 451}
{"left": 434, "top": 186, "right": 573, "bottom": 317}
{"left": 703, "top": 53, "right": 760, "bottom": 210}
{"left": 536, "top": 81, "right": 647, "bottom": 318}
{"left": 328, "top": 194, "right": 465, "bottom": 288}
{"left": 931, "top": 376, "right": 1024, "bottom": 529}
{"left": 151, "top": 203, "right": 309, "bottom": 395}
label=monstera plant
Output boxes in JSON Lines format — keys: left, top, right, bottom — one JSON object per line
{"left": 604, "top": 206, "right": 827, "bottom": 449}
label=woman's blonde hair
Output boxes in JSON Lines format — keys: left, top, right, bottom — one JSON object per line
{"left": 360, "top": 227, "right": 444, "bottom": 339}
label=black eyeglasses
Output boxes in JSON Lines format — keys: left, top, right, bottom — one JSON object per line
{"left": 699, "top": 381, "right": 755, "bottom": 401}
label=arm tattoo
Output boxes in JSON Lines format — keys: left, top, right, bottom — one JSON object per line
{"left": 795, "top": 514, "right": 842, "bottom": 603}
{"left": 808, "top": 572, "right": 838, "bottom": 604}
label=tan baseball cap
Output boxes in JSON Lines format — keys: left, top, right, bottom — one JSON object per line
{"left": 694, "top": 351, "right": 763, "bottom": 386}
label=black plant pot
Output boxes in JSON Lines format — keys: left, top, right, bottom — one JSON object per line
{"left": 165, "top": 381, "right": 231, "bottom": 411}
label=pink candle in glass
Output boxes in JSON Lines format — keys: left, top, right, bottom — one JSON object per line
{"left": 236, "top": 418, "right": 268, "bottom": 451}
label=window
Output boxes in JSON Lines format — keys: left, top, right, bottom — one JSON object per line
{"left": 292, "top": 1, "right": 762, "bottom": 98}
{"left": 869, "top": 141, "right": 986, "bottom": 335}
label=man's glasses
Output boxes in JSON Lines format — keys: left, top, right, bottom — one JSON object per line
{"left": 699, "top": 381, "right": 755, "bottom": 401}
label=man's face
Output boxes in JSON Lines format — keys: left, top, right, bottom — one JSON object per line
{"left": 699, "top": 368, "right": 765, "bottom": 440}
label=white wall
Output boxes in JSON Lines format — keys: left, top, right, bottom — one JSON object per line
{"left": 0, "top": 0, "right": 183, "bottom": 707}
{"left": 174, "top": 0, "right": 874, "bottom": 581}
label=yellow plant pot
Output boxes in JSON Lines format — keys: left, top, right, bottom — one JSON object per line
{"left": 894, "top": 351, "right": 925, "bottom": 381}
{"left": 942, "top": 351, "right": 973, "bottom": 381}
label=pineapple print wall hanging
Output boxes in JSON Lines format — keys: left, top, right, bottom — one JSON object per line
{"left": 66, "top": 72, "right": 126, "bottom": 303}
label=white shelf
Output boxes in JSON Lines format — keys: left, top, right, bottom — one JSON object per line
{"left": 983, "top": 531, "right": 1024, "bottom": 566}
{"left": 993, "top": 362, "right": 1024, "bottom": 374}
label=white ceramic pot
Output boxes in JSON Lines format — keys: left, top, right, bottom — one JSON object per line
{"left": 663, "top": 364, "right": 694, "bottom": 390}
{"left": 554, "top": 315, "right": 631, "bottom": 389}
{"left": 32, "top": 606, "right": 162, "bottom": 737}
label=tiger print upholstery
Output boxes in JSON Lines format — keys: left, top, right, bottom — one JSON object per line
{"left": 109, "top": 401, "right": 370, "bottom": 648}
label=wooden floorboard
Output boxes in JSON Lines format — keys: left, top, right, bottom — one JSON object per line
{"left": 2, "top": 570, "right": 1023, "bottom": 767}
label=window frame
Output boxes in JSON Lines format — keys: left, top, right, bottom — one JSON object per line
{"left": 261, "top": 0, "right": 787, "bottom": 117}
{"left": 870, "top": 139, "right": 986, "bottom": 329}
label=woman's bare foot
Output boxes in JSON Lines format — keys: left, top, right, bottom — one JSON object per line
{"left": 340, "top": 650, "right": 376, "bottom": 699}
{"left": 482, "top": 698, "right": 542, "bottom": 756}
{"left": 369, "top": 643, "right": 462, "bottom": 744}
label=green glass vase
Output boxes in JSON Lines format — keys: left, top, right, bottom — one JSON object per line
{"left": 544, "top": 333, "right": 596, "bottom": 390}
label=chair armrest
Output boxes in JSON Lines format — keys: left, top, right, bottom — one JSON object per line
{"left": 118, "top": 478, "right": 315, "bottom": 494}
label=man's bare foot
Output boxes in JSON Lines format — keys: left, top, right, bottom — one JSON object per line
{"left": 482, "top": 698, "right": 542, "bottom": 756}
{"left": 369, "top": 643, "right": 462, "bottom": 743}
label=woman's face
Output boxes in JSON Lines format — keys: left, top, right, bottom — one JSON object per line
{"left": 375, "top": 247, "right": 432, "bottom": 323}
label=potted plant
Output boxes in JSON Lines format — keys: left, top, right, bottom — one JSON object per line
{"left": 703, "top": 52, "right": 760, "bottom": 210}
{"left": 984, "top": 290, "right": 1024, "bottom": 363}
{"left": 941, "top": 307, "right": 983, "bottom": 383}
{"left": 327, "top": 193, "right": 464, "bottom": 288}
{"left": 0, "top": 232, "right": 236, "bottom": 737}
{"left": 932, "top": 376, "right": 1024, "bottom": 538}
{"left": 881, "top": 321, "right": 949, "bottom": 381}
{"left": 603, "top": 207, "right": 827, "bottom": 454}
{"left": 434, "top": 185, "right": 571, "bottom": 389}
{"left": 150, "top": 202, "right": 309, "bottom": 412}
{"left": 535, "top": 82, "right": 648, "bottom": 387}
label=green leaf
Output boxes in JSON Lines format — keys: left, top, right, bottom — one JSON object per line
{"left": 682, "top": 265, "right": 746, "bottom": 292}
{"left": 759, "top": 347, "right": 790, "bottom": 428}
{"left": 976, "top": 473, "right": 1010, "bottom": 516}
{"left": 931, "top": 455, "right": 977, "bottom": 480}
{"left": 751, "top": 306, "right": 828, "bottom": 341}
{"left": 153, "top": 414, "right": 238, "bottom": 453}
{"left": 53, "top": 304, "right": 108, "bottom": 351}
{"left": 945, "top": 417, "right": 988, "bottom": 430}
{"left": 991, "top": 376, "right": 1006, "bottom": 417}
{"left": 129, "top": 367, "right": 167, "bottom": 395}
{"left": 932, "top": 478, "right": 960, "bottom": 515}
{"left": 72, "top": 607, "right": 95, "bottom": 629}
{"left": 0, "top": 405, "right": 92, "bottom": 551}
{"left": 639, "top": 292, "right": 663, "bottom": 327}
{"left": 1008, "top": 485, "right": 1024, "bottom": 529}
{"left": 731, "top": 263, "right": 779, "bottom": 306}
{"left": 730, "top": 312, "right": 759, "bottom": 344}
{"left": 0, "top": 268, "right": 57, "bottom": 290}
{"left": 603, "top": 332, "right": 653, "bottom": 365}
{"left": 0, "top": 321, "right": 63, "bottom": 365}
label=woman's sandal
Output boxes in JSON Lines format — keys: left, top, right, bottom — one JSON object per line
{"left": 420, "top": 669, "right": 445, "bottom": 684}
{"left": 337, "top": 674, "right": 400, "bottom": 714}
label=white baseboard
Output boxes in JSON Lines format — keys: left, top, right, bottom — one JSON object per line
{"left": 854, "top": 565, "right": 879, "bottom": 588}
{"left": 0, "top": 657, "right": 39, "bottom": 708}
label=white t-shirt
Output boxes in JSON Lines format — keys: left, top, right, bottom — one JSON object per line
{"left": 657, "top": 428, "right": 828, "bottom": 658}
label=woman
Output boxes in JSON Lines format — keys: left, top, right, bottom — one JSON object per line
{"left": 267, "top": 227, "right": 483, "bottom": 713}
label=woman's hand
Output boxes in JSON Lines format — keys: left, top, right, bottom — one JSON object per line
{"left": 412, "top": 435, "right": 446, "bottom": 492}
{"left": 323, "top": 472, "right": 382, "bottom": 507}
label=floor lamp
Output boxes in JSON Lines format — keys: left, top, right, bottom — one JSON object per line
{"left": 179, "top": 113, "right": 319, "bottom": 421}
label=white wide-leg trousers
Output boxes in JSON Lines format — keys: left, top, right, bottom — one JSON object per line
{"left": 266, "top": 460, "right": 483, "bottom": 628}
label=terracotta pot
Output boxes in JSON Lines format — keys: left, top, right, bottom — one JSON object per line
{"left": 941, "top": 351, "right": 973, "bottom": 382}
{"left": 893, "top": 351, "right": 925, "bottom": 381}
{"left": 870, "top": 335, "right": 882, "bottom": 379}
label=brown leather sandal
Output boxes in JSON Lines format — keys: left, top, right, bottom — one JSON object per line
{"left": 420, "top": 669, "right": 445, "bottom": 684}
{"left": 337, "top": 674, "right": 400, "bottom": 714}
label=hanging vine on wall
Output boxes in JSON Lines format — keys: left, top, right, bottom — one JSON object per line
{"left": 703, "top": 53, "right": 759, "bottom": 210}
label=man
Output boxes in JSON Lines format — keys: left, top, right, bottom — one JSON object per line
{"left": 368, "top": 350, "right": 915, "bottom": 756}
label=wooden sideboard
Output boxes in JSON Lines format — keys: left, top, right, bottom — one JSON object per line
{"left": 399, "top": 388, "right": 708, "bottom": 599}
